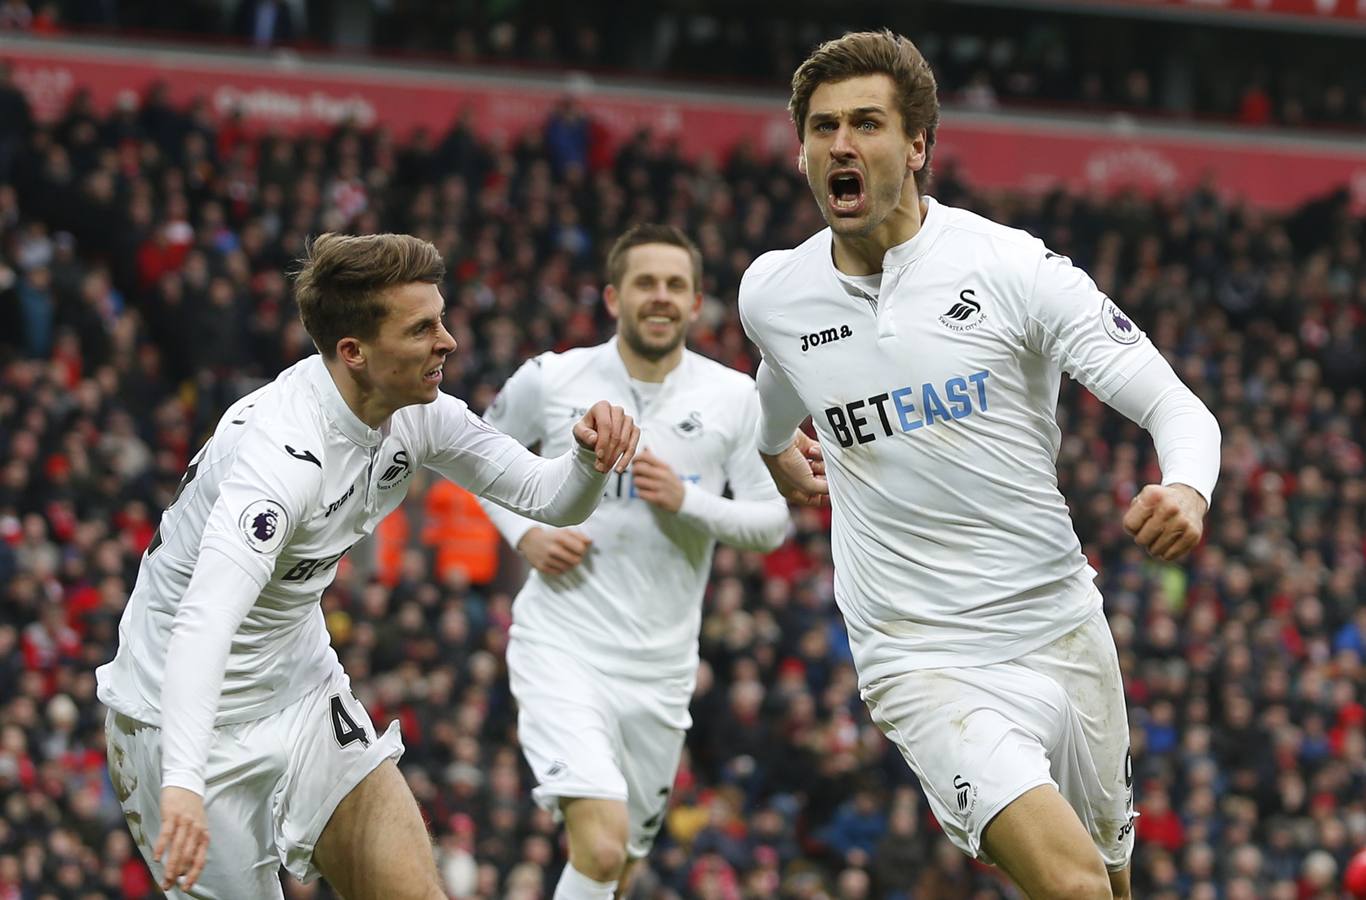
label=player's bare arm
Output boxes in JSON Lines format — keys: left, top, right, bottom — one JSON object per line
{"left": 573, "top": 400, "right": 640, "bottom": 473}
{"left": 1123, "top": 483, "right": 1208, "bottom": 562}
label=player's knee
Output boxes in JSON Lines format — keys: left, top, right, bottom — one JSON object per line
{"left": 573, "top": 834, "right": 628, "bottom": 882}
{"left": 1033, "top": 862, "right": 1113, "bottom": 900}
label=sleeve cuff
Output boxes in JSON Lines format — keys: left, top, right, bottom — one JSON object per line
{"left": 1161, "top": 476, "right": 1213, "bottom": 509}
{"left": 161, "top": 770, "right": 207, "bottom": 797}
{"left": 678, "top": 481, "right": 707, "bottom": 519}
{"left": 756, "top": 430, "right": 796, "bottom": 457}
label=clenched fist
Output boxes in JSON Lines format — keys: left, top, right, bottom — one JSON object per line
{"left": 632, "top": 449, "right": 686, "bottom": 512}
{"left": 760, "top": 430, "right": 828, "bottom": 508}
{"left": 572, "top": 401, "right": 640, "bottom": 473}
{"left": 1123, "top": 483, "right": 1207, "bottom": 561}
{"left": 518, "top": 527, "right": 592, "bottom": 575}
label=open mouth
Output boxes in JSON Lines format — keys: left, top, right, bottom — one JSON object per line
{"left": 423, "top": 365, "right": 443, "bottom": 384}
{"left": 827, "top": 170, "right": 866, "bottom": 215}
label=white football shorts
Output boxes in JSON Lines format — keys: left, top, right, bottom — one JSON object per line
{"left": 105, "top": 666, "right": 403, "bottom": 897}
{"left": 862, "top": 602, "right": 1135, "bottom": 870}
{"left": 507, "top": 636, "right": 692, "bottom": 858}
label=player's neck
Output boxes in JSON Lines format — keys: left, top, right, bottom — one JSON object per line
{"left": 831, "top": 191, "right": 927, "bottom": 276}
{"left": 615, "top": 339, "right": 683, "bottom": 383}
{"left": 325, "top": 359, "right": 394, "bottom": 429}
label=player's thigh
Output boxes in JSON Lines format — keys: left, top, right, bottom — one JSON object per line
{"left": 1022, "top": 607, "right": 1136, "bottom": 871}
{"left": 508, "top": 638, "right": 629, "bottom": 811}
{"left": 312, "top": 758, "right": 441, "bottom": 900}
{"left": 981, "top": 784, "right": 1112, "bottom": 899}
{"left": 273, "top": 669, "right": 409, "bottom": 888}
{"left": 861, "top": 663, "right": 1066, "bottom": 862}
{"left": 615, "top": 681, "right": 689, "bottom": 860}
{"left": 105, "top": 710, "right": 285, "bottom": 900}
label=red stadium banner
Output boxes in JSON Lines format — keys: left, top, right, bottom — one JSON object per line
{"left": 5, "top": 37, "right": 1366, "bottom": 212}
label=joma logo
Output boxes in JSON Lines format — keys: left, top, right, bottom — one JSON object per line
{"left": 800, "top": 324, "right": 853, "bottom": 352}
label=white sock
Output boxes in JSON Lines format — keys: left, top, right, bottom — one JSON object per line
{"left": 552, "top": 863, "right": 618, "bottom": 900}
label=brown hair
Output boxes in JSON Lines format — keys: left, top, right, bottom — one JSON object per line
{"left": 605, "top": 224, "right": 703, "bottom": 293}
{"left": 292, "top": 232, "right": 445, "bottom": 357}
{"left": 789, "top": 30, "right": 940, "bottom": 191}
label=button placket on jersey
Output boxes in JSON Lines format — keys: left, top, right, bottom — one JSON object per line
{"left": 875, "top": 265, "right": 908, "bottom": 340}
{"left": 364, "top": 445, "right": 378, "bottom": 509}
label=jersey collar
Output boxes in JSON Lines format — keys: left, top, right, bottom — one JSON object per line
{"left": 603, "top": 336, "right": 691, "bottom": 397}
{"left": 304, "top": 356, "right": 384, "bottom": 448}
{"left": 880, "top": 195, "right": 944, "bottom": 269}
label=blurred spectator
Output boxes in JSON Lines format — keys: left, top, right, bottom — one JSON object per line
{"left": 233, "top": 0, "right": 295, "bottom": 48}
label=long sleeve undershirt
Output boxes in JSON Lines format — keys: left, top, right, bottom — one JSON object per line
{"left": 1106, "top": 354, "right": 1221, "bottom": 505}
{"left": 160, "top": 443, "right": 608, "bottom": 795}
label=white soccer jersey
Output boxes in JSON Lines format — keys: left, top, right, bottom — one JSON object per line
{"left": 480, "top": 339, "right": 788, "bottom": 680}
{"left": 740, "top": 196, "right": 1168, "bottom": 687}
{"left": 97, "top": 354, "right": 599, "bottom": 728}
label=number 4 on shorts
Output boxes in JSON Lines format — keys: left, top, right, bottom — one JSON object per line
{"left": 329, "top": 694, "right": 371, "bottom": 749}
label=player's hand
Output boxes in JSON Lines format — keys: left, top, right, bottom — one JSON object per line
{"left": 1123, "top": 483, "right": 1207, "bottom": 561}
{"left": 518, "top": 527, "right": 593, "bottom": 575}
{"left": 154, "top": 786, "right": 209, "bottom": 893}
{"left": 632, "top": 449, "right": 686, "bottom": 513}
{"left": 760, "top": 430, "right": 828, "bottom": 507}
{"left": 573, "top": 401, "right": 640, "bottom": 474}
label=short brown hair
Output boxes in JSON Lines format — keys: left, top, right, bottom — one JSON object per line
{"left": 605, "top": 224, "right": 703, "bottom": 293}
{"left": 293, "top": 232, "right": 445, "bottom": 357}
{"left": 789, "top": 30, "right": 940, "bottom": 192}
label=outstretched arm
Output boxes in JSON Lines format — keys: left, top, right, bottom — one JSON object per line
{"left": 425, "top": 396, "right": 638, "bottom": 528}
{"left": 1025, "top": 250, "right": 1218, "bottom": 561}
{"left": 1107, "top": 354, "right": 1221, "bottom": 560}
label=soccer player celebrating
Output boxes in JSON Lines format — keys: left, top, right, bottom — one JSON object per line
{"left": 480, "top": 224, "right": 789, "bottom": 900}
{"left": 740, "top": 31, "right": 1220, "bottom": 900}
{"left": 96, "top": 233, "right": 639, "bottom": 898}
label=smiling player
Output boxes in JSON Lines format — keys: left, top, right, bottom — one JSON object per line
{"left": 480, "top": 224, "right": 789, "bottom": 900}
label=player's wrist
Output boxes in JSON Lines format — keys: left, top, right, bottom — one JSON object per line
{"left": 674, "top": 480, "right": 700, "bottom": 515}
{"left": 515, "top": 527, "right": 544, "bottom": 553}
{"left": 1163, "top": 480, "right": 1209, "bottom": 513}
{"left": 758, "top": 437, "right": 797, "bottom": 458}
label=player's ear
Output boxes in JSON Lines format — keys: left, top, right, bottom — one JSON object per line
{"left": 603, "top": 283, "right": 621, "bottom": 320}
{"left": 688, "top": 291, "right": 703, "bottom": 323}
{"left": 797, "top": 150, "right": 807, "bottom": 175}
{"left": 907, "top": 128, "right": 926, "bottom": 174}
{"left": 336, "top": 337, "right": 365, "bottom": 371}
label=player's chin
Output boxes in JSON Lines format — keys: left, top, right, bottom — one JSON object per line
{"left": 826, "top": 210, "right": 872, "bottom": 231}
{"left": 641, "top": 334, "right": 683, "bottom": 357}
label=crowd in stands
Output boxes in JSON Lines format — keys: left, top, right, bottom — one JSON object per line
{"left": 1, "top": 55, "right": 1365, "bottom": 900}
{"left": 3, "top": 0, "right": 1366, "bottom": 135}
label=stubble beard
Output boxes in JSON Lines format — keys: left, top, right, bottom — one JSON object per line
{"left": 620, "top": 320, "right": 684, "bottom": 362}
